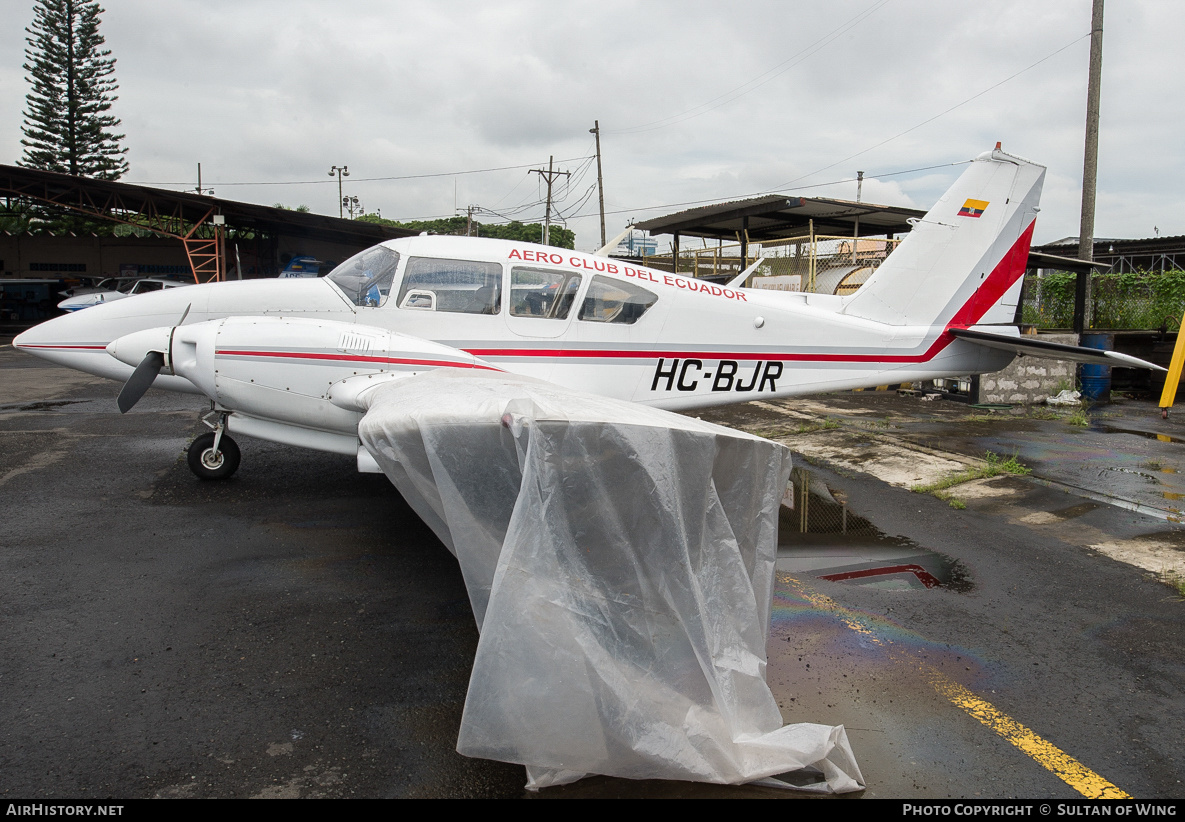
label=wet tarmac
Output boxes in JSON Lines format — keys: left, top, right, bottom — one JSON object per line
{"left": 705, "top": 391, "right": 1185, "bottom": 799}
{"left": 4, "top": 341, "right": 1185, "bottom": 799}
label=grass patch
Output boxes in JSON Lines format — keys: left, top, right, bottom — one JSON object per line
{"left": 792, "top": 417, "right": 841, "bottom": 434}
{"left": 911, "top": 451, "right": 1031, "bottom": 497}
{"left": 1162, "top": 569, "right": 1185, "bottom": 597}
{"left": 1027, "top": 405, "right": 1089, "bottom": 425}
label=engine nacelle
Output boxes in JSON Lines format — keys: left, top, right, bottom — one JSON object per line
{"left": 107, "top": 316, "right": 495, "bottom": 435}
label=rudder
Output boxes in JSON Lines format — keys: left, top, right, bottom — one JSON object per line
{"left": 842, "top": 146, "right": 1045, "bottom": 328}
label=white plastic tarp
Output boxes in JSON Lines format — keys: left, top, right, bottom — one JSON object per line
{"left": 357, "top": 370, "right": 864, "bottom": 792}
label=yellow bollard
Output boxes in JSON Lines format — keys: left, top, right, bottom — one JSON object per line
{"left": 1158, "top": 314, "right": 1185, "bottom": 418}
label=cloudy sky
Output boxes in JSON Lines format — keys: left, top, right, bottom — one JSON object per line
{"left": 1, "top": 0, "right": 1181, "bottom": 250}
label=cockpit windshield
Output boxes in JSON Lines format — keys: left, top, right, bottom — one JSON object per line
{"left": 326, "top": 245, "right": 401, "bottom": 307}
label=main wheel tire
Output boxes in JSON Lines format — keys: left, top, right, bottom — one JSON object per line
{"left": 187, "top": 432, "right": 241, "bottom": 480}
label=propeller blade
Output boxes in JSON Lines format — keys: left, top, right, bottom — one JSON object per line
{"left": 117, "top": 351, "right": 165, "bottom": 413}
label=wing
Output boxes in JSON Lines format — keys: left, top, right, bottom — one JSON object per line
{"left": 355, "top": 369, "right": 863, "bottom": 791}
{"left": 951, "top": 327, "right": 1166, "bottom": 371}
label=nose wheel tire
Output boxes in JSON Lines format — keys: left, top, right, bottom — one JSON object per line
{"left": 187, "top": 432, "right": 241, "bottom": 480}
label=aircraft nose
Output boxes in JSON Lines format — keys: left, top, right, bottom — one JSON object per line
{"left": 9, "top": 300, "right": 168, "bottom": 382}
{"left": 12, "top": 313, "right": 93, "bottom": 354}
{"left": 12, "top": 326, "right": 36, "bottom": 350}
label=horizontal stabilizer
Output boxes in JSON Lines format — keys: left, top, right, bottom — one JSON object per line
{"left": 950, "top": 328, "right": 1166, "bottom": 371}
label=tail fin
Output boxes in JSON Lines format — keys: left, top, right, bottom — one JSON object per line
{"left": 842, "top": 146, "right": 1045, "bottom": 328}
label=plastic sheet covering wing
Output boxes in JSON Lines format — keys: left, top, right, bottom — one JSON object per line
{"left": 357, "top": 370, "right": 863, "bottom": 792}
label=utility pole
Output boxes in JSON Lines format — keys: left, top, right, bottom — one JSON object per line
{"left": 853, "top": 170, "right": 864, "bottom": 265}
{"left": 464, "top": 204, "right": 478, "bottom": 236}
{"left": 530, "top": 156, "right": 569, "bottom": 246}
{"left": 195, "top": 163, "right": 213, "bottom": 196}
{"left": 590, "top": 121, "right": 606, "bottom": 248}
{"left": 1075, "top": 0, "right": 1104, "bottom": 336}
{"left": 328, "top": 165, "right": 349, "bottom": 218}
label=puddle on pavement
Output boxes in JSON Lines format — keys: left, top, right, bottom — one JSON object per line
{"left": 1100, "top": 465, "right": 1163, "bottom": 483}
{"left": 0, "top": 399, "right": 89, "bottom": 412}
{"left": 1096, "top": 424, "right": 1185, "bottom": 445}
{"left": 777, "top": 470, "right": 972, "bottom": 592}
{"left": 1048, "top": 502, "right": 1101, "bottom": 520}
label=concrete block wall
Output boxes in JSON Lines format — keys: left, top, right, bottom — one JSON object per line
{"left": 977, "top": 333, "right": 1078, "bottom": 405}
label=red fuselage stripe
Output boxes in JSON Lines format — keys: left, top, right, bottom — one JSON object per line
{"left": 215, "top": 349, "right": 502, "bottom": 371}
{"left": 16, "top": 344, "right": 108, "bottom": 351}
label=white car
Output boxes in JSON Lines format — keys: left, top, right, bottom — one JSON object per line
{"left": 57, "top": 277, "right": 190, "bottom": 312}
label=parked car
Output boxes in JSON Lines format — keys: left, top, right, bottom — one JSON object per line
{"left": 57, "top": 277, "right": 191, "bottom": 312}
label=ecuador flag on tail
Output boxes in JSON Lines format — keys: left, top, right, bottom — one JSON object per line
{"left": 959, "top": 198, "right": 989, "bottom": 218}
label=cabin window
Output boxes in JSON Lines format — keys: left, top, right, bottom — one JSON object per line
{"left": 578, "top": 275, "right": 657, "bottom": 324}
{"left": 509, "top": 267, "right": 581, "bottom": 319}
{"left": 326, "top": 245, "right": 401, "bottom": 307}
{"left": 397, "top": 257, "right": 502, "bottom": 314}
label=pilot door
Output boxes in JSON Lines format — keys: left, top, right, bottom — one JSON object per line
{"left": 504, "top": 266, "right": 582, "bottom": 339}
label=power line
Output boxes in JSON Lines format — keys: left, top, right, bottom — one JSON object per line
{"left": 310, "top": 158, "right": 972, "bottom": 226}
{"left": 126, "top": 155, "right": 594, "bottom": 188}
{"left": 761, "top": 33, "right": 1090, "bottom": 193}
{"left": 554, "top": 182, "right": 600, "bottom": 224}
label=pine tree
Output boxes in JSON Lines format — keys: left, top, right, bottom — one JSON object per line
{"left": 20, "top": 0, "right": 128, "bottom": 180}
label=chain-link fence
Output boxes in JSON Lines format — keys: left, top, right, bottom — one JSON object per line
{"left": 643, "top": 233, "right": 900, "bottom": 295}
{"left": 784, "top": 467, "right": 880, "bottom": 537}
{"left": 1021, "top": 270, "right": 1185, "bottom": 331}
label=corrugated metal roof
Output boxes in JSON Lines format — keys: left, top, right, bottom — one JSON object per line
{"left": 634, "top": 194, "right": 925, "bottom": 240}
{"left": 0, "top": 164, "right": 416, "bottom": 246}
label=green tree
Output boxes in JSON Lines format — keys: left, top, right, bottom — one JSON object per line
{"left": 20, "top": 0, "right": 128, "bottom": 179}
{"left": 357, "top": 214, "right": 576, "bottom": 249}
{"left": 0, "top": 200, "right": 35, "bottom": 234}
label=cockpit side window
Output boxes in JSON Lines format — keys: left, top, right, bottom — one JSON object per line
{"left": 325, "top": 245, "right": 401, "bottom": 307}
{"left": 578, "top": 275, "right": 658, "bottom": 324}
{"left": 509, "top": 267, "right": 582, "bottom": 319}
{"left": 398, "top": 257, "right": 502, "bottom": 314}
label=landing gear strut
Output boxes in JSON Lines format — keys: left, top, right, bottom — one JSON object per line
{"left": 188, "top": 410, "right": 241, "bottom": 480}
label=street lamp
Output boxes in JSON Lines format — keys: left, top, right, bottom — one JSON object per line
{"left": 342, "top": 196, "right": 362, "bottom": 219}
{"left": 328, "top": 165, "right": 349, "bottom": 218}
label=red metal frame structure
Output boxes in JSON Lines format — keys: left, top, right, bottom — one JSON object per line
{"left": 0, "top": 164, "right": 415, "bottom": 282}
{"left": 183, "top": 209, "right": 223, "bottom": 283}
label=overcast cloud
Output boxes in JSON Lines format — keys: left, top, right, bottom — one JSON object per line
{"left": 1, "top": 0, "right": 1181, "bottom": 250}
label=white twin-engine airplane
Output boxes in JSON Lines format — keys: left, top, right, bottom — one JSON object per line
{"left": 13, "top": 146, "right": 1159, "bottom": 480}
{"left": 18, "top": 146, "right": 1167, "bottom": 789}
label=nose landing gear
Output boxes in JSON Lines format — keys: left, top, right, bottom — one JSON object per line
{"left": 188, "top": 410, "right": 241, "bottom": 480}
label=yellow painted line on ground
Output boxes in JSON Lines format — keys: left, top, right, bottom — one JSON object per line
{"left": 927, "top": 673, "right": 1130, "bottom": 799}
{"left": 786, "top": 576, "right": 1131, "bottom": 799}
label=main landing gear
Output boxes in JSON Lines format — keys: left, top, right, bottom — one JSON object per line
{"left": 188, "top": 409, "right": 241, "bottom": 480}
